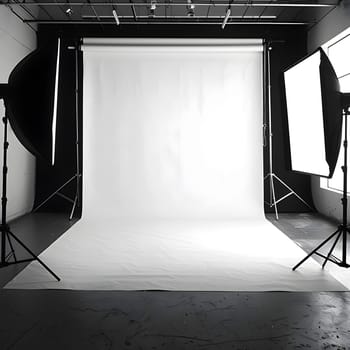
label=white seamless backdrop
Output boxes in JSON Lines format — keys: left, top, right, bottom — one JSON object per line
{"left": 82, "top": 41, "right": 264, "bottom": 220}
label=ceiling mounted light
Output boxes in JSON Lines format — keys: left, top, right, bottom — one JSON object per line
{"left": 150, "top": 0, "right": 157, "bottom": 11}
{"left": 221, "top": 7, "right": 231, "bottom": 29}
{"left": 187, "top": 0, "right": 195, "bottom": 17}
{"left": 149, "top": 0, "right": 157, "bottom": 17}
{"left": 221, "top": 0, "right": 233, "bottom": 29}
{"left": 65, "top": 7, "right": 73, "bottom": 16}
{"left": 112, "top": 9, "right": 120, "bottom": 25}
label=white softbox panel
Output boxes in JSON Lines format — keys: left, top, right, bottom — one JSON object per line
{"left": 284, "top": 51, "right": 329, "bottom": 176}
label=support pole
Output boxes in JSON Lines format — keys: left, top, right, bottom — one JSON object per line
{"left": 1, "top": 115, "right": 8, "bottom": 266}
{"left": 70, "top": 41, "right": 81, "bottom": 220}
{"left": 263, "top": 41, "right": 313, "bottom": 219}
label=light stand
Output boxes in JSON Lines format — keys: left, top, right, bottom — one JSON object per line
{"left": 293, "top": 98, "right": 350, "bottom": 271}
{"left": 0, "top": 87, "right": 60, "bottom": 280}
{"left": 263, "top": 42, "right": 313, "bottom": 220}
{"left": 33, "top": 41, "right": 81, "bottom": 220}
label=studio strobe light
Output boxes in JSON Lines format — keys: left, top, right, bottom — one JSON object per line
{"left": 0, "top": 39, "right": 66, "bottom": 280}
{"left": 283, "top": 48, "right": 350, "bottom": 270}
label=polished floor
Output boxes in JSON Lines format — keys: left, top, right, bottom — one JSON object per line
{"left": 0, "top": 212, "right": 350, "bottom": 349}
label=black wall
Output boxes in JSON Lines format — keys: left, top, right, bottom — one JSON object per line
{"left": 35, "top": 24, "right": 311, "bottom": 216}
{"left": 32, "top": 36, "right": 82, "bottom": 216}
{"left": 266, "top": 39, "right": 314, "bottom": 213}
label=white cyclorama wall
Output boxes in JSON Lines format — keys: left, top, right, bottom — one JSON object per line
{"left": 0, "top": 7, "right": 36, "bottom": 220}
{"left": 308, "top": 4, "right": 350, "bottom": 222}
{"left": 82, "top": 39, "right": 264, "bottom": 220}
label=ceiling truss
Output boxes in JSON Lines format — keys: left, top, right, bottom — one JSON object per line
{"left": 0, "top": 0, "right": 341, "bottom": 27}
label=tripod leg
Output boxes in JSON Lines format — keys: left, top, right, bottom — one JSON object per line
{"left": 69, "top": 174, "right": 81, "bottom": 221}
{"left": 7, "top": 231, "right": 60, "bottom": 281}
{"left": 268, "top": 176, "right": 278, "bottom": 219}
{"left": 69, "top": 195, "right": 78, "bottom": 221}
{"left": 273, "top": 174, "right": 313, "bottom": 210}
{"left": 293, "top": 229, "right": 341, "bottom": 270}
{"left": 322, "top": 231, "right": 342, "bottom": 269}
{"left": 264, "top": 173, "right": 272, "bottom": 208}
{"left": 33, "top": 175, "right": 76, "bottom": 212}
{"left": 6, "top": 232, "right": 17, "bottom": 262}
{"left": 264, "top": 173, "right": 279, "bottom": 219}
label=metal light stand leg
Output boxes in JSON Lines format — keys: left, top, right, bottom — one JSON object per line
{"left": 293, "top": 107, "right": 350, "bottom": 271}
{"left": 33, "top": 41, "right": 81, "bottom": 221}
{"left": 293, "top": 227, "right": 342, "bottom": 270}
{"left": 69, "top": 42, "right": 81, "bottom": 220}
{"left": 322, "top": 230, "right": 342, "bottom": 269}
{"left": 5, "top": 231, "right": 17, "bottom": 262}
{"left": 0, "top": 109, "right": 60, "bottom": 281}
{"left": 264, "top": 173, "right": 314, "bottom": 214}
{"left": 263, "top": 42, "right": 312, "bottom": 220}
{"left": 33, "top": 175, "right": 78, "bottom": 211}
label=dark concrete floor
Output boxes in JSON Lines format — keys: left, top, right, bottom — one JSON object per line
{"left": 0, "top": 212, "right": 350, "bottom": 350}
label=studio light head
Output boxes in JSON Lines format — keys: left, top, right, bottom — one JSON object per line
{"left": 221, "top": 8, "right": 231, "bottom": 29}
{"left": 187, "top": 0, "right": 195, "bottom": 17}
{"left": 65, "top": 7, "right": 73, "bottom": 16}
{"left": 112, "top": 9, "right": 120, "bottom": 25}
{"left": 149, "top": 1, "right": 157, "bottom": 18}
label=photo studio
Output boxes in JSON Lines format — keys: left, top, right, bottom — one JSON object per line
{"left": 0, "top": 1, "right": 350, "bottom": 349}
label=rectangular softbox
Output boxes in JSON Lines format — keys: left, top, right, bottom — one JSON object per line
{"left": 283, "top": 48, "right": 342, "bottom": 178}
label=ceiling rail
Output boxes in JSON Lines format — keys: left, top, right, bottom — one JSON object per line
{"left": 23, "top": 19, "right": 310, "bottom": 24}
{"left": 0, "top": 1, "right": 337, "bottom": 7}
